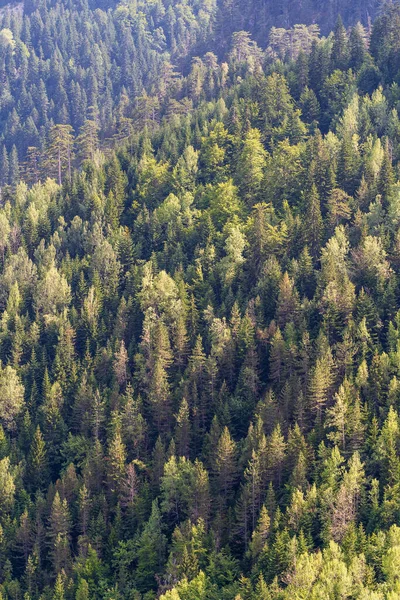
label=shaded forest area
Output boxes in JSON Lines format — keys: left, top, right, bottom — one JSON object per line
{"left": 0, "top": 0, "right": 383, "bottom": 181}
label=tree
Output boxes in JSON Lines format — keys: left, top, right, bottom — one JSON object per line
{"left": 34, "top": 266, "right": 71, "bottom": 317}
{"left": 107, "top": 428, "right": 127, "bottom": 502}
{"left": 28, "top": 426, "right": 48, "bottom": 491}
{"left": 331, "top": 16, "right": 349, "bottom": 71}
{"left": 135, "top": 500, "right": 167, "bottom": 592}
{"left": 53, "top": 572, "right": 65, "bottom": 600}
{"left": 9, "top": 145, "right": 20, "bottom": 187}
{"left": 75, "top": 579, "right": 89, "bottom": 600}
{"left": 159, "top": 571, "right": 211, "bottom": 600}
{"left": 172, "top": 146, "right": 198, "bottom": 194}
{"left": 377, "top": 407, "right": 400, "bottom": 486}
{"left": 24, "top": 146, "right": 41, "bottom": 185}
{"left": 0, "top": 146, "right": 9, "bottom": 187}
{"left": 230, "top": 31, "right": 262, "bottom": 70}
{"left": 207, "top": 179, "right": 243, "bottom": 229}
{"left": 244, "top": 449, "right": 263, "bottom": 531}
{"left": 0, "top": 365, "right": 24, "bottom": 430}
{"left": 48, "top": 492, "right": 71, "bottom": 574}
{"left": 330, "top": 452, "right": 365, "bottom": 542}
{"left": 308, "top": 348, "right": 334, "bottom": 425}
{"left": 175, "top": 398, "right": 191, "bottom": 457}
{"left": 44, "top": 124, "right": 74, "bottom": 185}
{"left": 137, "top": 311, "right": 173, "bottom": 435}
{"left": 248, "top": 203, "right": 287, "bottom": 274}
{"left": 77, "top": 119, "right": 99, "bottom": 162}
{"left": 113, "top": 340, "right": 128, "bottom": 389}
{"left": 299, "top": 87, "right": 320, "bottom": 124}
{"left": 248, "top": 505, "right": 270, "bottom": 561}
{"left": 0, "top": 457, "right": 15, "bottom": 517}
{"left": 378, "top": 138, "right": 395, "bottom": 203}
{"left": 349, "top": 23, "right": 367, "bottom": 71}
{"left": 267, "top": 424, "right": 286, "bottom": 487}
{"left": 236, "top": 128, "right": 266, "bottom": 205}
{"left": 276, "top": 272, "right": 300, "bottom": 329}
{"left": 327, "top": 189, "right": 352, "bottom": 231}
{"left": 162, "top": 451, "right": 209, "bottom": 520}
{"left": 325, "top": 381, "right": 351, "bottom": 451}
{"left": 337, "top": 133, "right": 361, "bottom": 195}
{"left": 215, "top": 427, "right": 237, "bottom": 504}
{"left": 105, "top": 154, "right": 127, "bottom": 218}
{"left": 305, "top": 184, "right": 323, "bottom": 260}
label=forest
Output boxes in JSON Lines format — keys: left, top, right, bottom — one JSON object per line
{"left": 1, "top": 0, "right": 400, "bottom": 598}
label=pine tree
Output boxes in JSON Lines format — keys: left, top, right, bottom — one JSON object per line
{"left": 28, "top": 426, "right": 48, "bottom": 491}
{"left": 135, "top": 500, "right": 167, "bottom": 593}
{"left": 9, "top": 145, "right": 20, "bottom": 187}
{"left": 107, "top": 427, "right": 127, "bottom": 502}
{"left": 105, "top": 154, "right": 126, "bottom": 218}
{"left": 24, "top": 146, "right": 41, "bottom": 185}
{"left": 0, "top": 457, "right": 15, "bottom": 517}
{"left": 139, "top": 317, "right": 173, "bottom": 435}
{"left": 332, "top": 16, "right": 350, "bottom": 71}
{"left": 249, "top": 505, "right": 270, "bottom": 561}
{"left": 175, "top": 398, "right": 191, "bottom": 457}
{"left": 244, "top": 449, "right": 262, "bottom": 530}
{"left": 267, "top": 424, "right": 286, "bottom": 487}
{"left": 299, "top": 87, "right": 320, "bottom": 124}
{"left": 326, "top": 380, "right": 351, "bottom": 450}
{"left": 0, "top": 146, "right": 9, "bottom": 187}
{"left": 236, "top": 128, "right": 267, "bottom": 205}
{"left": 53, "top": 572, "right": 65, "bottom": 600}
{"left": 269, "top": 328, "right": 286, "bottom": 385}
{"left": 215, "top": 426, "right": 237, "bottom": 504}
{"left": 77, "top": 119, "right": 99, "bottom": 162}
{"left": 75, "top": 579, "right": 89, "bottom": 600}
{"left": 44, "top": 124, "right": 74, "bottom": 185}
{"left": 276, "top": 272, "right": 300, "bottom": 329}
{"left": 113, "top": 340, "right": 128, "bottom": 389}
{"left": 48, "top": 492, "right": 71, "bottom": 575}
{"left": 349, "top": 23, "right": 367, "bottom": 71}
{"left": 305, "top": 184, "right": 323, "bottom": 260}
{"left": 308, "top": 349, "right": 334, "bottom": 425}
{"left": 338, "top": 133, "right": 361, "bottom": 196}
{"left": 378, "top": 138, "right": 395, "bottom": 204}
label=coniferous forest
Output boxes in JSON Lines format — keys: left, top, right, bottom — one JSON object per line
{"left": 4, "top": 0, "right": 400, "bottom": 598}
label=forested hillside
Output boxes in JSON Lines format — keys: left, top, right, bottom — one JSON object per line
{"left": 0, "top": 0, "right": 383, "bottom": 181}
{"left": 2, "top": 0, "right": 400, "bottom": 599}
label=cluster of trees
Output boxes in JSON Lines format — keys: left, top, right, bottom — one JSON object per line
{"left": 215, "top": 0, "right": 380, "bottom": 43}
{"left": 0, "top": 0, "right": 216, "bottom": 184}
{"left": 2, "top": 2, "right": 400, "bottom": 599}
{"left": 0, "top": 0, "right": 385, "bottom": 187}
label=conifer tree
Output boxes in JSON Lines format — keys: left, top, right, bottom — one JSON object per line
{"left": 107, "top": 428, "right": 127, "bottom": 502}
{"left": 332, "top": 16, "right": 350, "bottom": 70}
{"left": 0, "top": 147, "right": 9, "bottom": 187}
{"left": 9, "top": 145, "right": 20, "bottom": 187}
{"left": 236, "top": 128, "right": 266, "bottom": 205}
{"left": 24, "top": 146, "right": 41, "bottom": 185}
{"left": 175, "top": 398, "right": 191, "bottom": 457}
{"left": 48, "top": 492, "right": 71, "bottom": 575}
{"left": 45, "top": 124, "right": 74, "bottom": 185}
{"left": 77, "top": 119, "right": 99, "bottom": 162}
{"left": 135, "top": 500, "right": 167, "bottom": 592}
{"left": 28, "top": 426, "right": 48, "bottom": 491}
{"left": 349, "top": 23, "right": 367, "bottom": 71}
{"left": 215, "top": 426, "right": 237, "bottom": 504}
{"left": 305, "top": 184, "right": 323, "bottom": 260}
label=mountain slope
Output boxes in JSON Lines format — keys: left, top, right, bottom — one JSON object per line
{"left": 0, "top": 2, "right": 400, "bottom": 600}
{"left": 0, "top": 0, "right": 384, "bottom": 180}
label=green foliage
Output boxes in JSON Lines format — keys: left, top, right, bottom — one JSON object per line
{"left": 0, "top": 3, "right": 398, "bottom": 599}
